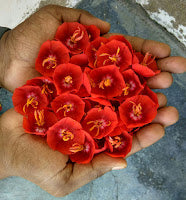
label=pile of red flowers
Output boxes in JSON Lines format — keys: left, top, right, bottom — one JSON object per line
{"left": 12, "top": 22, "right": 160, "bottom": 164}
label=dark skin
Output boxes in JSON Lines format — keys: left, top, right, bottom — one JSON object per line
{"left": 0, "top": 5, "right": 185, "bottom": 197}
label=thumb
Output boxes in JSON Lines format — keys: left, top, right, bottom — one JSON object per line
{"left": 57, "top": 154, "right": 127, "bottom": 197}
{"left": 43, "top": 5, "right": 111, "bottom": 34}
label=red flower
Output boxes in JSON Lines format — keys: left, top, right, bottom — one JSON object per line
{"left": 55, "top": 22, "right": 89, "bottom": 54}
{"left": 47, "top": 117, "right": 85, "bottom": 155}
{"left": 12, "top": 86, "right": 48, "bottom": 115}
{"left": 108, "top": 35, "right": 133, "bottom": 53}
{"left": 51, "top": 93, "right": 85, "bottom": 122}
{"left": 84, "top": 24, "right": 100, "bottom": 41}
{"left": 0, "top": 103, "right": 2, "bottom": 111}
{"left": 132, "top": 52, "right": 160, "bottom": 77}
{"left": 105, "top": 131, "right": 133, "bottom": 158}
{"left": 76, "top": 72, "right": 91, "bottom": 97}
{"left": 26, "top": 77, "right": 57, "bottom": 103}
{"left": 35, "top": 40, "right": 70, "bottom": 77}
{"left": 53, "top": 63, "right": 83, "bottom": 95}
{"left": 82, "top": 106, "right": 118, "bottom": 139}
{"left": 117, "top": 69, "right": 144, "bottom": 102}
{"left": 69, "top": 131, "right": 95, "bottom": 164}
{"left": 94, "top": 138, "right": 107, "bottom": 154}
{"left": 89, "top": 65, "right": 125, "bottom": 98}
{"left": 84, "top": 37, "right": 108, "bottom": 68}
{"left": 23, "top": 109, "right": 57, "bottom": 136}
{"left": 96, "top": 40, "right": 132, "bottom": 71}
{"left": 119, "top": 95, "right": 157, "bottom": 128}
{"left": 141, "top": 85, "right": 159, "bottom": 108}
{"left": 70, "top": 54, "right": 88, "bottom": 70}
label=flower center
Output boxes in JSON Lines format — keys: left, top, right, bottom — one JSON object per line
{"left": 41, "top": 84, "right": 53, "bottom": 95}
{"left": 122, "top": 83, "right": 130, "bottom": 96}
{"left": 99, "top": 78, "right": 112, "bottom": 89}
{"left": 87, "top": 120, "right": 111, "bottom": 137}
{"left": 70, "top": 27, "right": 84, "bottom": 44}
{"left": 109, "top": 136, "right": 122, "bottom": 148}
{"left": 56, "top": 103, "right": 73, "bottom": 117}
{"left": 141, "top": 52, "right": 155, "bottom": 66}
{"left": 100, "top": 47, "right": 121, "bottom": 65}
{"left": 42, "top": 56, "right": 57, "bottom": 69}
{"left": 23, "top": 96, "right": 38, "bottom": 113}
{"left": 130, "top": 101, "right": 142, "bottom": 116}
{"left": 64, "top": 75, "right": 73, "bottom": 85}
{"left": 34, "top": 110, "right": 45, "bottom": 126}
{"left": 70, "top": 143, "right": 84, "bottom": 153}
{"left": 60, "top": 129, "right": 74, "bottom": 141}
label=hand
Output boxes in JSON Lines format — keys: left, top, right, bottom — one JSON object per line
{"left": 0, "top": 5, "right": 110, "bottom": 92}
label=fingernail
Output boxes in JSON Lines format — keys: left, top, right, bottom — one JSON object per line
{"left": 112, "top": 166, "right": 124, "bottom": 170}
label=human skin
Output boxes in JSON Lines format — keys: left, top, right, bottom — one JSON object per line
{"left": 0, "top": 5, "right": 185, "bottom": 197}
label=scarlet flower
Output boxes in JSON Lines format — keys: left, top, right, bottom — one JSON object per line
{"left": 53, "top": 63, "right": 83, "bottom": 95}
{"left": 89, "top": 65, "right": 125, "bottom": 98}
{"left": 84, "top": 24, "right": 100, "bottom": 42}
{"left": 55, "top": 22, "right": 89, "bottom": 54}
{"left": 0, "top": 103, "right": 2, "bottom": 111}
{"left": 12, "top": 86, "right": 48, "bottom": 115}
{"left": 119, "top": 95, "right": 157, "bottom": 128}
{"left": 141, "top": 85, "right": 159, "bottom": 109}
{"left": 70, "top": 54, "right": 89, "bottom": 70}
{"left": 117, "top": 69, "right": 144, "bottom": 102}
{"left": 51, "top": 93, "right": 85, "bottom": 122}
{"left": 105, "top": 131, "right": 133, "bottom": 158}
{"left": 35, "top": 40, "right": 70, "bottom": 77}
{"left": 26, "top": 77, "right": 57, "bottom": 103}
{"left": 47, "top": 117, "right": 85, "bottom": 155}
{"left": 108, "top": 35, "right": 133, "bottom": 53}
{"left": 132, "top": 52, "right": 161, "bottom": 77}
{"left": 69, "top": 130, "right": 95, "bottom": 164}
{"left": 23, "top": 109, "right": 57, "bottom": 136}
{"left": 96, "top": 40, "right": 133, "bottom": 71}
{"left": 76, "top": 72, "right": 91, "bottom": 97}
{"left": 82, "top": 106, "right": 118, "bottom": 139}
{"left": 94, "top": 138, "right": 107, "bottom": 154}
{"left": 84, "top": 37, "right": 108, "bottom": 68}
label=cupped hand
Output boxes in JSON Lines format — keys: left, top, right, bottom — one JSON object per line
{"left": 0, "top": 5, "right": 110, "bottom": 91}
{"left": 0, "top": 4, "right": 186, "bottom": 198}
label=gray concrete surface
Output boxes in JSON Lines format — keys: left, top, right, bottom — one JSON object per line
{"left": 0, "top": 0, "right": 186, "bottom": 200}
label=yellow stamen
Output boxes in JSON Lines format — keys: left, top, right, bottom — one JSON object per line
{"left": 42, "top": 57, "right": 57, "bottom": 69}
{"left": 60, "top": 129, "right": 74, "bottom": 141}
{"left": 99, "top": 78, "right": 111, "bottom": 89}
{"left": 122, "top": 83, "right": 130, "bottom": 96}
{"left": 130, "top": 101, "right": 142, "bottom": 116}
{"left": 70, "top": 143, "right": 84, "bottom": 153}
{"left": 109, "top": 136, "right": 122, "bottom": 148}
{"left": 70, "top": 27, "right": 84, "bottom": 43}
{"left": 100, "top": 47, "right": 120, "bottom": 65}
{"left": 87, "top": 120, "right": 111, "bottom": 137}
{"left": 34, "top": 110, "right": 45, "bottom": 126}
{"left": 56, "top": 104, "right": 72, "bottom": 116}
{"left": 23, "top": 97, "right": 38, "bottom": 113}
{"left": 64, "top": 75, "right": 73, "bottom": 84}
{"left": 41, "top": 84, "right": 53, "bottom": 95}
{"left": 141, "top": 52, "right": 155, "bottom": 66}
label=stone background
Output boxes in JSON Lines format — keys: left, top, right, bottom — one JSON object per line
{"left": 0, "top": 0, "right": 186, "bottom": 200}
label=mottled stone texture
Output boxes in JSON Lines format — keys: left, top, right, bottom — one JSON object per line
{"left": 0, "top": 0, "right": 186, "bottom": 200}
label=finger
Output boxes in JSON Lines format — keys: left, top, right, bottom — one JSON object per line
{"left": 126, "top": 124, "right": 165, "bottom": 157}
{"left": 156, "top": 92, "right": 167, "bottom": 108}
{"left": 157, "top": 56, "right": 186, "bottom": 73}
{"left": 54, "top": 154, "right": 127, "bottom": 197}
{"left": 104, "top": 33, "right": 171, "bottom": 58}
{"left": 147, "top": 72, "right": 173, "bottom": 89}
{"left": 44, "top": 5, "right": 110, "bottom": 34}
{"left": 152, "top": 106, "right": 179, "bottom": 127}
